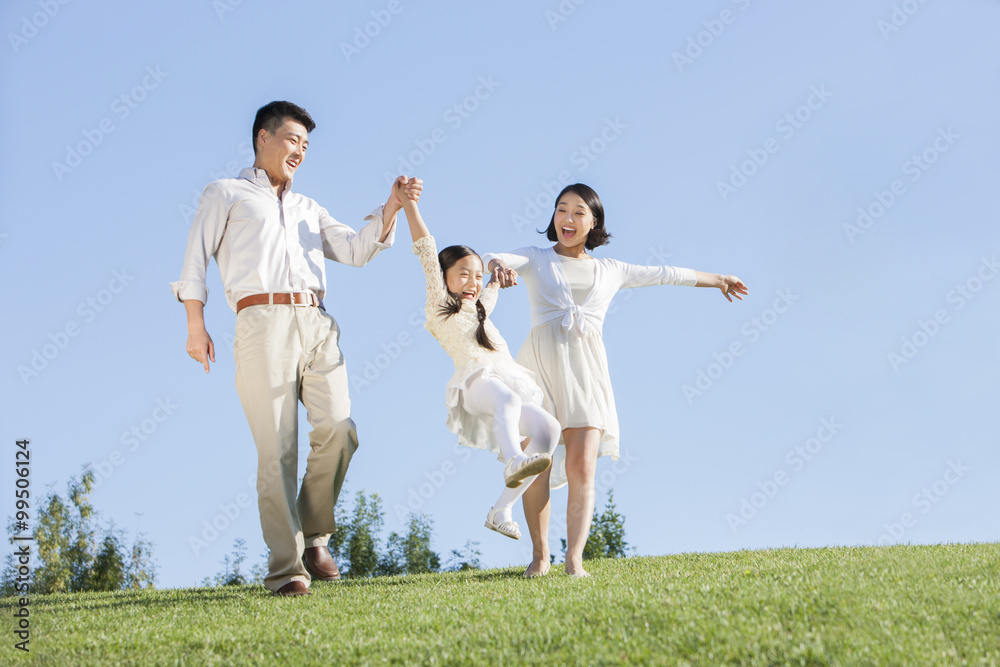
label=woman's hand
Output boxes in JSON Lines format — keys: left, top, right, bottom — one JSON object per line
{"left": 719, "top": 275, "right": 748, "bottom": 302}
{"left": 489, "top": 260, "right": 518, "bottom": 288}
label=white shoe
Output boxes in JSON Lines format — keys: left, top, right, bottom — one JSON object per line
{"left": 484, "top": 506, "right": 520, "bottom": 540}
{"left": 503, "top": 453, "right": 552, "bottom": 489}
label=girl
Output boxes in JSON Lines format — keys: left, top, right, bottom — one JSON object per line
{"left": 483, "top": 183, "right": 748, "bottom": 577}
{"left": 399, "top": 178, "right": 562, "bottom": 542}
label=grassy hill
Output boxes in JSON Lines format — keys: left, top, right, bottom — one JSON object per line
{"left": 2, "top": 543, "right": 998, "bottom": 665}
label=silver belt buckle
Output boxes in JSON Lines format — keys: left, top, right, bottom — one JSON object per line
{"left": 291, "top": 292, "right": 313, "bottom": 307}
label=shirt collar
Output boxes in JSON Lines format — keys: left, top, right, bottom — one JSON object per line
{"left": 239, "top": 167, "right": 293, "bottom": 198}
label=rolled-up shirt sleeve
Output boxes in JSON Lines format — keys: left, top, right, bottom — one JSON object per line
{"left": 616, "top": 260, "right": 697, "bottom": 289}
{"left": 319, "top": 204, "right": 394, "bottom": 267}
{"left": 170, "top": 182, "right": 228, "bottom": 304}
{"left": 481, "top": 247, "right": 533, "bottom": 273}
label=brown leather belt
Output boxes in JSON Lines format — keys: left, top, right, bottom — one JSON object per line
{"left": 236, "top": 292, "right": 324, "bottom": 314}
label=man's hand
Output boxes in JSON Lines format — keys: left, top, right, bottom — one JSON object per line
{"left": 397, "top": 176, "right": 422, "bottom": 206}
{"left": 489, "top": 259, "right": 518, "bottom": 288}
{"left": 182, "top": 300, "right": 215, "bottom": 372}
{"left": 388, "top": 175, "right": 422, "bottom": 211}
{"left": 186, "top": 326, "right": 215, "bottom": 373}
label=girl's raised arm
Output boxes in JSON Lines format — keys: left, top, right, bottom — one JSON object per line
{"left": 402, "top": 182, "right": 448, "bottom": 314}
{"left": 399, "top": 177, "right": 430, "bottom": 243}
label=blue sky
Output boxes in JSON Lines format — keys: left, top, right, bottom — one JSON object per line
{"left": 2, "top": 0, "right": 997, "bottom": 590}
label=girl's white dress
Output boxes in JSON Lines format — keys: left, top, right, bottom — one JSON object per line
{"left": 481, "top": 245, "right": 697, "bottom": 489}
{"left": 413, "top": 236, "right": 546, "bottom": 463}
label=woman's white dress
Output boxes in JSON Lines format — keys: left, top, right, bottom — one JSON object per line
{"left": 413, "top": 236, "right": 545, "bottom": 464}
{"left": 481, "top": 245, "right": 697, "bottom": 488}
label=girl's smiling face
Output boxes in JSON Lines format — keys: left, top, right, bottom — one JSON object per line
{"left": 553, "top": 192, "right": 596, "bottom": 250}
{"left": 445, "top": 255, "right": 484, "bottom": 301}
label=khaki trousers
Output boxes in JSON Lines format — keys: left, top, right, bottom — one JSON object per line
{"left": 234, "top": 304, "right": 358, "bottom": 592}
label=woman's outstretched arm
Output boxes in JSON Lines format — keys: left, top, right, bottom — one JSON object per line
{"left": 617, "top": 260, "right": 748, "bottom": 302}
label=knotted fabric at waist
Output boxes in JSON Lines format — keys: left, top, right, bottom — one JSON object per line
{"left": 531, "top": 304, "right": 603, "bottom": 335}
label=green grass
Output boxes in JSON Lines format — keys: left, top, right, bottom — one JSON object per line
{"left": 3, "top": 544, "right": 998, "bottom": 665}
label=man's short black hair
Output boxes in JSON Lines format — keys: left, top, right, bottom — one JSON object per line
{"left": 252, "top": 101, "right": 316, "bottom": 155}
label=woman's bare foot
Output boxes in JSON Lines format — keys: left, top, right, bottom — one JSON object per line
{"left": 564, "top": 558, "right": 590, "bottom": 577}
{"left": 523, "top": 556, "right": 551, "bottom": 579}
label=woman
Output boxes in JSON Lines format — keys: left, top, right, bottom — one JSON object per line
{"left": 483, "top": 183, "right": 748, "bottom": 577}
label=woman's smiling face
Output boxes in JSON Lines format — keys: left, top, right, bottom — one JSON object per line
{"left": 553, "top": 192, "right": 595, "bottom": 250}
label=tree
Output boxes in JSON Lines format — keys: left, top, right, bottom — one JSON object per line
{"left": 210, "top": 538, "right": 250, "bottom": 586}
{"left": 125, "top": 530, "right": 157, "bottom": 590}
{"left": 249, "top": 551, "right": 268, "bottom": 586}
{"left": 378, "top": 513, "right": 440, "bottom": 576}
{"left": 2, "top": 468, "right": 158, "bottom": 596}
{"left": 32, "top": 471, "right": 96, "bottom": 594}
{"left": 562, "top": 490, "right": 633, "bottom": 561}
{"left": 377, "top": 532, "right": 406, "bottom": 577}
{"left": 401, "top": 513, "right": 439, "bottom": 574}
{"left": 338, "top": 490, "right": 385, "bottom": 578}
{"left": 90, "top": 532, "right": 126, "bottom": 592}
{"left": 329, "top": 486, "right": 350, "bottom": 563}
{"left": 445, "top": 540, "right": 482, "bottom": 572}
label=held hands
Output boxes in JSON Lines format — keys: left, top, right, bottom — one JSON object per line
{"left": 489, "top": 260, "right": 518, "bottom": 289}
{"left": 719, "top": 275, "right": 749, "bottom": 302}
{"left": 390, "top": 176, "right": 422, "bottom": 211}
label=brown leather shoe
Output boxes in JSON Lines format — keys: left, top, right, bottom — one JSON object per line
{"left": 303, "top": 546, "right": 342, "bottom": 581}
{"left": 274, "top": 580, "right": 311, "bottom": 596}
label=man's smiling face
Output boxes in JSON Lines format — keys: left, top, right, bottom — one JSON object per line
{"left": 255, "top": 117, "right": 309, "bottom": 185}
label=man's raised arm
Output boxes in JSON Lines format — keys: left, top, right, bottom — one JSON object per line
{"left": 319, "top": 176, "right": 423, "bottom": 266}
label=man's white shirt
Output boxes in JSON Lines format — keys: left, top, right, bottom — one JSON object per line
{"left": 171, "top": 167, "right": 394, "bottom": 312}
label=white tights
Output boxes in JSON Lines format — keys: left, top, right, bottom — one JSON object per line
{"left": 461, "top": 372, "right": 561, "bottom": 520}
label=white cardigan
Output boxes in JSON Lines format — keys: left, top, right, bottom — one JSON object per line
{"left": 481, "top": 246, "right": 697, "bottom": 335}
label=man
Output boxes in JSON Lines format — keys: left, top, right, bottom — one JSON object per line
{"left": 171, "top": 101, "right": 420, "bottom": 596}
